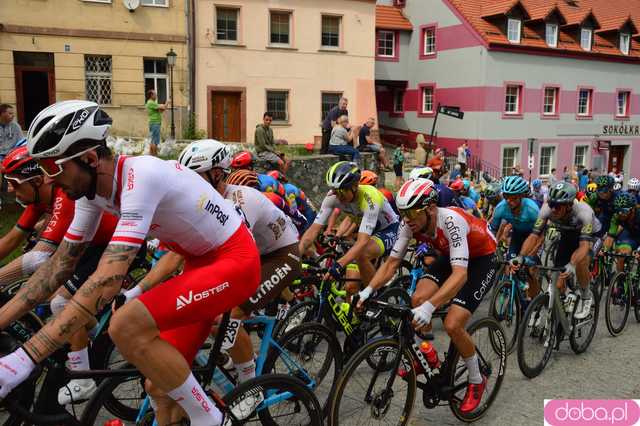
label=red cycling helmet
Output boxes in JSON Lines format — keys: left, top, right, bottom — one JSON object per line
{"left": 231, "top": 151, "right": 255, "bottom": 170}
{"left": 267, "top": 170, "right": 288, "bottom": 183}
{"left": 1, "top": 146, "right": 41, "bottom": 178}
{"left": 449, "top": 179, "right": 464, "bottom": 192}
{"left": 262, "top": 191, "right": 287, "bottom": 211}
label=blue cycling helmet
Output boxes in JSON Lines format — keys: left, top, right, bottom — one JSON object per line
{"left": 532, "top": 179, "right": 542, "bottom": 190}
{"left": 502, "top": 175, "right": 529, "bottom": 195}
{"left": 463, "top": 179, "right": 471, "bottom": 190}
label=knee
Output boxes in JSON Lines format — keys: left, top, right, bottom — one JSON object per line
{"left": 411, "top": 293, "right": 426, "bottom": 308}
{"left": 108, "top": 302, "right": 152, "bottom": 347}
{"left": 443, "top": 316, "right": 464, "bottom": 337}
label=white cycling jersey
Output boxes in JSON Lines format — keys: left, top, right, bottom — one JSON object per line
{"left": 223, "top": 184, "right": 298, "bottom": 255}
{"left": 65, "top": 156, "right": 243, "bottom": 257}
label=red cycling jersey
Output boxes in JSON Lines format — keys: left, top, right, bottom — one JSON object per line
{"left": 15, "top": 187, "right": 117, "bottom": 246}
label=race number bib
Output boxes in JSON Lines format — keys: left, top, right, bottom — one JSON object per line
{"left": 222, "top": 318, "right": 242, "bottom": 350}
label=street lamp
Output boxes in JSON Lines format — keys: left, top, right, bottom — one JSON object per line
{"left": 166, "top": 48, "right": 177, "bottom": 140}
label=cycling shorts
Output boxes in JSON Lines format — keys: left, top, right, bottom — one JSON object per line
{"left": 507, "top": 229, "right": 529, "bottom": 259}
{"left": 139, "top": 225, "right": 260, "bottom": 363}
{"left": 614, "top": 228, "right": 640, "bottom": 251}
{"left": 240, "top": 243, "right": 301, "bottom": 313}
{"left": 372, "top": 222, "right": 400, "bottom": 257}
{"left": 554, "top": 230, "right": 583, "bottom": 267}
{"left": 419, "top": 254, "right": 497, "bottom": 314}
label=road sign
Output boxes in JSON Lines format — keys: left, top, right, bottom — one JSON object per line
{"left": 438, "top": 106, "right": 464, "bottom": 119}
{"left": 528, "top": 155, "right": 534, "bottom": 170}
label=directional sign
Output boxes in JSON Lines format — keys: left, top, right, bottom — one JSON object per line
{"left": 438, "top": 106, "right": 464, "bottom": 119}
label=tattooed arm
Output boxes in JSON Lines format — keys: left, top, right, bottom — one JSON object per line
{"left": 23, "top": 244, "right": 139, "bottom": 362}
{"left": 0, "top": 240, "right": 88, "bottom": 330}
{"left": 136, "top": 250, "right": 184, "bottom": 293}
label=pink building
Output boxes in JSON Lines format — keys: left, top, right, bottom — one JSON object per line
{"left": 375, "top": 0, "right": 640, "bottom": 182}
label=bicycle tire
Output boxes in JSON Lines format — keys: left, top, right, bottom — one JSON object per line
{"left": 604, "top": 272, "right": 630, "bottom": 336}
{"left": 569, "top": 290, "right": 599, "bottom": 354}
{"left": 543, "top": 239, "right": 559, "bottom": 268}
{"left": 80, "top": 370, "right": 146, "bottom": 426}
{"left": 516, "top": 293, "right": 555, "bottom": 379}
{"left": 263, "top": 322, "right": 343, "bottom": 418}
{"left": 223, "top": 373, "right": 322, "bottom": 426}
{"left": 329, "top": 337, "right": 416, "bottom": 426}
{"left": 274, "top": 300, "right": 319, "bottom": 340}
{"left": 634, "top": 283, "right": 640, "bottom": 322}
{"left": 488, "top": 280, "right": 521, "bottom": 355}
{"left": 448, "top": 317, "right": 507, "bottom": 422}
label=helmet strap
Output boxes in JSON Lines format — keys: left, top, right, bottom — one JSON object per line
{"left": 73, "top": 157, "right": 98, "bottom": 200}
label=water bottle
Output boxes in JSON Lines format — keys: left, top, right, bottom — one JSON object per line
{"left": 419, "top": 341, "right": 441, "bottom": 369}
{"left": 564, "top": 292, "right": 577, "bottom": 313}
{"left": 103, "top": 420, "right": 125, "bottom": 426}
{"left": 211, "top": 353, "right": 235, "bottom": 395}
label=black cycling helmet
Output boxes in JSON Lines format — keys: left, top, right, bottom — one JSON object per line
{"left": 326, "top": 161, "right": 361, "bottom": 190}
{"left": 548, "top": 182, "right": 577, "bottom": 204}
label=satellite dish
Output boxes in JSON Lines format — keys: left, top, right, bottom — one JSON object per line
{"left": 123, "top": 0, "right": 140, "bottom": 12}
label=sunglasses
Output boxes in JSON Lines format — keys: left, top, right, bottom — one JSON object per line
{"left": 4, "top": 175, "right": 40, "bottom": 185}
{"left": 548, "top": 201, "right": 569, "bottom": 210}
{"left": 399, "top": 207, "right": 427, "bottom": 220}
{"left": 37, "top": 146, "right": 99, "bottom": 177}
{"left": 616, "top": 207, "right": 633, "bottom": 216}
{"left": 335, "top": 188, "right": 352, "bottom": 197}
{"left": 504, "top": 194, "right": 523, "bottom": 201}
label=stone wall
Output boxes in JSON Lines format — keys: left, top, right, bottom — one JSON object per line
{"left": 259, "top": 153, "right": 379, "bottom": 207}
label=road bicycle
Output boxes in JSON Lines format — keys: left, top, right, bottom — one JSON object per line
{"left": 329, "top": 299, "right": 507, "bottom": 425}
{"left": 604, "top": 251, "right": 640, "bottom": 336}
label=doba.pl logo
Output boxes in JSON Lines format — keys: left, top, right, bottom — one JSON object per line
{"left": 544, "top": 400, "right": 640, "bottom": 425}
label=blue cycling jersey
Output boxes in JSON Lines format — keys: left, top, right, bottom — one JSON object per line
{"left": 468, "top": 187, "right": 480, "bottom": 203}
{"left": 435, "top": 184, "right": 457, "bottom": 208}
{"left": 283, "top": 182, "right": 316, "bottom": 225}
{"left": 490, "top": 197, "right": 540, "bottom": 234}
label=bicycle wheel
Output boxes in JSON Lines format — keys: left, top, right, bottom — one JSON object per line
{"left": 543, "top": 239, "right": 559, "bottom": 268}
{"left": 604, "top": 272, "right": 630, "bottom": 336}
{"left": 80, "top": 371, "right": 147, "bottom": 425}
{"left": 274, "top": 300, "right": 319, "bottom": 340}
{"left": 634, "top": 285, "right": 640, "bottom": 323}
{"left": 516, "top": 293, "right": 555, "bottom": 379}
{"left": 488, "top": 280, "right": 520, "bottom": 355}
{"left": 448, "top": 317, "right": 507, "bottom": 422}
{"left": 329, "top": 337, "right": 416, "bottom": 426}
{"left": 223, "top": 373, "right": 322, "bottom": 426}
{"left": 569, "top": 290, "right": 599, "bottom": 354}
{"left": 263, "top": 322, "right": 342, "bottom": 418}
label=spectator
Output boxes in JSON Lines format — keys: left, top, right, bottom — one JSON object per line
{"left": 512, "top": 164, "right": 524, "bottom": 177}
{"left": 578, "top": 167, "right": 589, "bottom": 191}
{"left": 562, "top": 166, "right": 570, "bottom": 182}
{"left": 450, "top": 164, "right": 462, "bottom": 181}
{"left": 414, "top": 134, "right": 427, "bottom": 167}
{"left": 457, "top": 141, "right": 469, "bottom": 176}
{"left": 550, "top": 168, "right": 558, "bottom": 185}
{"left": 571, "top": 165, "right": 579, "bottom": 183}
{"left": 145, "top": 90, "right": 168, "bottom": 156}
{"left": 392, "top": 143, "right": 406, "bottom": 189}
{"left": 255, "top": 112, "right": 288, "bottom": 172}
{"left": 358, "top": 117, "right": 389, "bottom": 169}
{"left": 427, "top": 147, "right": 445, "bottom": 182}
{"left": 0, "top": 104, "right": 23, "bottom": 158}
{"left": 609, "top": 166, "right": 624, "bottom": 184}
{"left": 328, "top": 115, "right": 359, "bottom": 161}
{"left": 321, "top": 97, "right": 348, "bottom": 154}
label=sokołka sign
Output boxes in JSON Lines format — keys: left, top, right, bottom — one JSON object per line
{"left": 602, "top": 124, "right": 640, "bottom": 136}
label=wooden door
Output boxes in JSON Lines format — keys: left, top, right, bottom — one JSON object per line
{"left": 608, "top": 145, "right": 626, "bottom": 172}
{"left": 211, "top": 92, "right": 241, "bottom": 142}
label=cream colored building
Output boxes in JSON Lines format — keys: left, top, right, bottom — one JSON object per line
{"left": 196, "top": 0, "right": 377, "bottom": 144}
{"left": 0, "top": 0, "right": 188, "bottom": 138}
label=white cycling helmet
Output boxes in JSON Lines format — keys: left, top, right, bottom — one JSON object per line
{"left": 178, "top": 139, "right": 231, "bottom": 173}
{"left": 628, "top": 177, "right": 640, "bottom": 191}
{"left": 396, "top": 178, "right": 438, "bottom": 210}
{"left": 27, "top": 100, "right": 112, "bottom": 158}
{"left": 409, "top": 167, "right": 434, "bottom": 180}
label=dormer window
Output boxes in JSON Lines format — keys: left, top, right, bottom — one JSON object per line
{"left": 620, "top": 32, "right": 630, "bottom": 55}
{"left": 507, "top": 19, "right": 521, "bottom": 43}
{"left": 546, "top": 23, "right": 558, "bottom": 47}
{"left": 580, "top": 27, "right": 592, "bottom": 51}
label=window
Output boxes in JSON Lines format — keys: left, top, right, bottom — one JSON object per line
{"left": 502, "top": 147, "right": 519, "bottom": 177}
{"left": 504, "top": 85, "right": 521, "bottom": 114}
{"left": 617, "top": 91, "right": 630, "bottom": 117}
{"left": 142, "top": 0, "right": 167, "bottom": 6}
{"left": 393, "top": 90, "right": 404, "bottom": 113}
{"left": 270, "top": 11, "right": 290, "bottom": 45}
{"left": 321, "top": 92, "right": 342, "bottom": 121}
{"left": 543, "top": 87, "right": 558, "bottom": 115}
{"left": 216, "top": 7, "right": 238, "bottom": 42}
{"left": 144, "top": 59, "right": 168, "bottom": 104}
{"left": 539, "top": 146, "right": 555, "bottom": 176}
{"left": 574, "top": 145, "right": 589, "bottom": 168}
{"left": 577, "top": 89, "right": 592, "bottom": 116}
{"left": 83, "top": 0, "right": 111, "bottom": 3}
{"left": 620, "top": 33, "right": 631, "bottom": 55}
{"left": 85, "top": 55, "right": 112, "bottom": 105}
{"left": 580, "top": 28, "right": 592, "bottom": 51}
{"left": 266, "top": 90, "right": 289, "bottom": 122}
{"left": 424, "top": 27, "right": 436, "bottom": 55}
{"left": 321, "top": 15, "right": 341, "bottom": 48}
{"left": 507, "top": 19, "right": 521, "bottom": 43}
{"left": 377, "top": 31, "right": 395, "bottom": 57}
{"left": 422, "top": 86, "right": 434, "bottom": 113}
{"left": 546, "top": 23, "right": 558, "bottom": 47}
{"left": 394, "top": 0, "right": 406, "bottom": 6}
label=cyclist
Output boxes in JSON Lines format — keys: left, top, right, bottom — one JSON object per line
{"left": 531, "top": 178, "right": 547, "bottom": 208}
{"left": 361, "top": 170, "right": 398, "bottom": 214}
{"left": 258, "top": 172, "right": 286, "bottom": 198}
{"left": 480, "top": 181, "right": 502, "bottom": 222}
{"left": 585, "top": 175, "right": 618, "bottom": 236}
{"left": 604, "top": 191, "right": 640, "bottom": 272}
{"left": 516, "top": 182, "right": 601, "bottom": 320}
{"left": 579, "top": 182, "right": 597, "bottom": 202}
{"left": 299, "top": 161, "right": 399, "bottom": 287}
{"left": 462, "top": 179, "right": 480, "bottom": 203}
{"left": 0, "top": 101, "right": 260, "bottom": 426}
{"left": 357, "top": 178, "right": 498, "bottom": 414}
{"left": 230, "top": 150, "right": 255, "bottom": 170}
{"left": 627, "top": 177, "right": 640, "bottom": 202}
{"left": 450, "top": 179, "right": 482, "bottom": 218}
{"left": 410, "top": 166, "right": 461, "bottom": 209}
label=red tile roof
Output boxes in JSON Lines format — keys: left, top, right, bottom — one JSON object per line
{"left": 376, "top": 5, "right": 413, "bottom": 30}
{"left": 447, "top": 0, "right": 640, "bottom": 60}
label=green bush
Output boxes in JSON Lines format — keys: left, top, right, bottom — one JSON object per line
{"left": 182, "top": 113, "right": 207, "bottom": 140}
